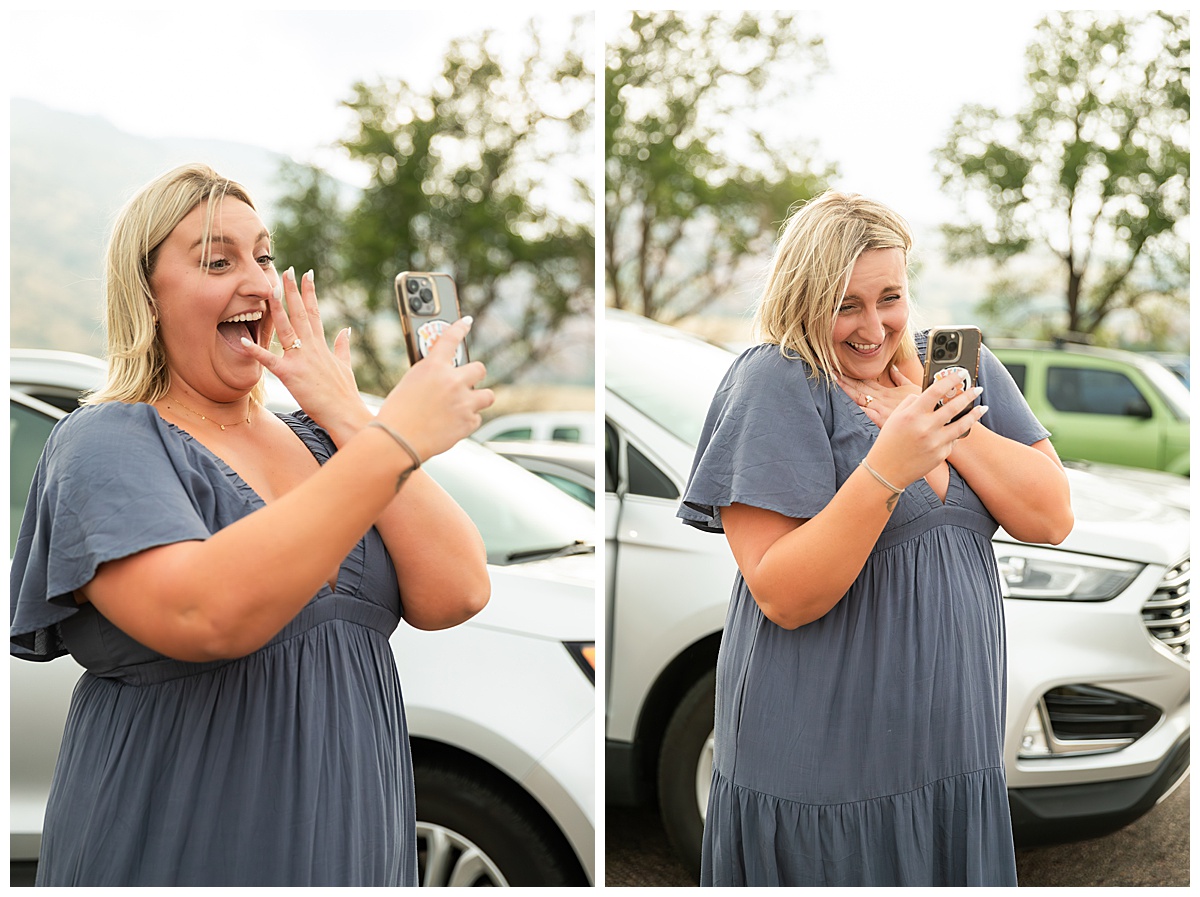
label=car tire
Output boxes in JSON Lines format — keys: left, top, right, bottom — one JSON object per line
{"left": 414, "top": 755, "right": 585, "bottom": 887}
{"left": 656, "top": 668, "right": 715, "bottom": 883}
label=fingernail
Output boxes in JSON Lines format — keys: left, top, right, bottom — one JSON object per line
{"left": 272, "top": 279, "right": 283, "bottom": 302}
{"left": 304, "top": 269, "right": 314, "bottom": 284}
{"left": 973, "top": 386, "right": 984, "bottom": 395}
{"left": 462, "top": 316, "right": 474, "bottom": 328}
{"left": 286, "top": 266, "right": 295, "bottom": 281}
{"left": 979, "top": 405, "right": 990, "bottom": 415}
{"left": 240, "top": 337, "right": 255, "bottom": 348}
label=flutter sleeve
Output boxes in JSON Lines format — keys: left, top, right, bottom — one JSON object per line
{"left": 975, "top": 341, "right": 1051, "bottom": 445}
{"left": 10, "top": 403, "right": 215, "bottom": 660}
{"left": 678, "top": 345, "right": 838, "bottom": 534}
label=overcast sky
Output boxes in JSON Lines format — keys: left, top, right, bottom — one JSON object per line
{"left": 8, "top": 7, "right": 1049, "bottom": 226}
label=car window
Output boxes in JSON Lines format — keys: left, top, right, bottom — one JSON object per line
{"left": 551, "top": 427, "right": 582, "bottom": 442}
{"left": 1140, "top": 359, "right": 1190, "bottom": 421}
{"left": 10, "top": 400, "right": 58, "bottom": 554}
{"left": 1003, "top": 363, "right": 1027, "bottom": 395}
{"left": 422, "top": 439, "right": 594, "bottom": 564}
{"left": 1046, "top": 367, "right": 1150, "bottom": 417}
{"left": 627, "top": 444, "right": 679, "bottom": 500}
{"left": 606, "top": 319, "right": 735, "bottom": 446}
{"left": 490, "top": 427, "right": 533, "bottom": 442}
{"left": 604, "top": 423, "right": 618, "bottom": 494}
{"left": 535, "top": 472, "right": 595, "bottom": 507}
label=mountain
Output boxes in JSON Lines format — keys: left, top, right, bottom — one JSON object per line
{"left": 10, "top": 98, "right": 293, "bottom": 358}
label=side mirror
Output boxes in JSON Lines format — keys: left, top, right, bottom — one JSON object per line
{"left": 1124, "top": 397, "right": 1153, "bottom": 419}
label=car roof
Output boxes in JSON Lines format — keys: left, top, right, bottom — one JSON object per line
{"left": 486, "top": 440, "right": 595, "bottom": 475}
{"left": 987, "top": 338, "right": 1164, "bottom": 368}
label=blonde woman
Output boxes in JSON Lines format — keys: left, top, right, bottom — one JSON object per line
{"left": 679, "top": 192, "right": 1072, "bottom": 886}
{"left": 11, "top": 164, "right": 494, "bottom": 885}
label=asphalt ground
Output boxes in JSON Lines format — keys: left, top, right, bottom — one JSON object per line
{"left": 602, "top": 776, "right": 1189, "bottom": 887}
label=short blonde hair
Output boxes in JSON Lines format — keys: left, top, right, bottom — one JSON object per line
{"left": 754, "top": 191, "right": 917, "bottom": 379}
{"left": 86, "top": 163, "right": 266, "bottom": 406}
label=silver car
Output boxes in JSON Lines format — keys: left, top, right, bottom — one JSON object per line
{"left": 10, "top": 350, "right": 597, "bottom": 887}
{"left": 603, "top": 309, "right": 1189, "bottom": 877}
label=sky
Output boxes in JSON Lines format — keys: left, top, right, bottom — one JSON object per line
{"left": 8, "top": 7, "right": 1044, "bottom": 229}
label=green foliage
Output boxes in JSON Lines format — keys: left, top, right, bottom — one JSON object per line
{"left": 605, "top": 11, "right": 834, "bottom": 322}
{"left": 272, "top": 19, "right": 594, "bottom": 393}
{"left": 936, "top": 11, "right": 1189, "bottom": 344}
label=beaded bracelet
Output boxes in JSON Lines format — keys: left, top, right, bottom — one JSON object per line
{"left": 367, "top": 421, "right": 422, "bottom": 491}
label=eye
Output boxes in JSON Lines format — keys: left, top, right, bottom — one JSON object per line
{"left": 204, "top": 257, "right": 230, "bottom": 271}
{"left": 258, "top": 253, "right": 276, "bottom": 267}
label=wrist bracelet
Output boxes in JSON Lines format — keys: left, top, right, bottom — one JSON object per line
{"left": 859, "top": 458, "right": 904, "bottom": 512}
{"left": 367, "top": 421, "right": 422, "bottom": 490}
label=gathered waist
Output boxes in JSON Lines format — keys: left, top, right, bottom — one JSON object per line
{"left": 89, "top": 595, "right": 399, "bottom": 686}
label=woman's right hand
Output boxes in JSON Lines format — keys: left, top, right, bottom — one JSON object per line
{"left": 865, "top": 376, "right": 987, "bottom": 489}
{"left": 375, "top": 317, "right": 495, "bottom": 462}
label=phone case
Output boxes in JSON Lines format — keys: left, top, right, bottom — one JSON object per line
{"left": 395, "top": 272, "right": 468, "bottom": 367}
{"left": 922, "top": 326, "right": 982, "bottom": 424}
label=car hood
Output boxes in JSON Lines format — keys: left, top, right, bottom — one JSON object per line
{"left": 994, "top": 467, "right": 1190, "bottom": 566}
{"left": 460, "top": 553, "right": 595, "bottom": 640}
{"left": 1062, "top": 460, "right": 1190, "bottom": 512}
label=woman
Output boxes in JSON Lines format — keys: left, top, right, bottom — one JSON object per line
{"left": 679, "top": 192, "right": 1073, "bottom": 886}
{"left": 10, "top": 163, "right": 495, "bottom": 886}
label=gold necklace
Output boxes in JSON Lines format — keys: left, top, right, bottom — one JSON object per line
{"left": 166, "top": 394, "right": 255, "bottom": 431}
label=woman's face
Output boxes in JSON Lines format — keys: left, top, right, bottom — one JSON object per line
{"left": 149, "top": 197, "right": 279, "bottom": 401}
{"left": 830, "top": 247, "right": 909, "bottom": 382}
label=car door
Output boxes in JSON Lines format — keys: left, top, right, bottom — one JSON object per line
{"left": 1038, "top": 362, "right": 1162, "bottom": 469}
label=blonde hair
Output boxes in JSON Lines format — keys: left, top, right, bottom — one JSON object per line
{"left": 86, "top": 163, "right": 266, "bottom": 406}
{"left": 754, "top": 191, "right": 917, "bottom": 379}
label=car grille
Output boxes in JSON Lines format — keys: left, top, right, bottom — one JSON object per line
{"left": 1142, "top": 557, "right": 1190, "bottom": 659}
{"left": 1044, "top": 685, "right": 1162, "bottom": 743}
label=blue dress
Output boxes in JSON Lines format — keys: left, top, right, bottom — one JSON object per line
{"left": 679, "top": 333, "right": 1047, "bottom": 886}
{"left": 10, "top": 402, "right": 417, "bottom": 886}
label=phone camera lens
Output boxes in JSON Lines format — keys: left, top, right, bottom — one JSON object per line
{"left": 408, "top": 296, "right": 422, "bottom": 313}
{"left": 419, "top": 287, "right": 433, "bottom": 305}
{"left": 406, "top": 278, "right": 421, "bottom": 295}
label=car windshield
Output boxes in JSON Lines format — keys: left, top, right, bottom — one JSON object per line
{"left": 423, "top": 439, "right": 595, "bottom": 565}
{"left": 1141, "top": 359, "right": 1190, "bottom": 421}
{"left": 605, "top": 313, "right": 737, "bottom": 447}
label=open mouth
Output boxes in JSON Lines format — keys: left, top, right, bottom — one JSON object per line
{"left": 846, "top": 339, "right": 883, "bottom": 355}
{"left": 217, "top": 310, "right": 263, "bottom": 346}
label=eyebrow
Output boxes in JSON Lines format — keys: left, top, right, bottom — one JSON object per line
{"left": 189, "top": 229, "right": 271, "bottom": 252}
{"left": 843, "top": 284, "right": 905, "bottom": 301}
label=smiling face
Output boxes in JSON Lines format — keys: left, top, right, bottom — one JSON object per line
{"left": 149, "top": 197, "right": 278, "bottom": 402}
{"left": 831, "top": 247, "right": 910, "bottom": 382}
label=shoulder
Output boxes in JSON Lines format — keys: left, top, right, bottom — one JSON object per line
{"left": 48, "top": 401, "right": 166, "bottom": 457}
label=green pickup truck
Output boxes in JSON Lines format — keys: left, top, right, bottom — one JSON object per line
{"left": 989, "top": 340, "right": 1190, "bottom": 475}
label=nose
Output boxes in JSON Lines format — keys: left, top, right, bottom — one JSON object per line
{"left": 858, "top": 304, "right": 885, "bottom": 342}
{"left": 242, "top": 260, "right": 277, "bottom": 300}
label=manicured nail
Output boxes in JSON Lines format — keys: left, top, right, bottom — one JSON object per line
{"left": 462, "top": 315, "right": 474, "bottom": 328}
{"left": 303, "top": 269, "right": 314, "bottom": 285}
{"left": 240, "top": 337, "right": 255, "bottom": 348}
{"left": 272, "top": 279, "right": 283, "bottom": 302}
{"left": 979, "top": 405, "right": 990, "bottom": 415}
{"left": 286, "top": 266, "right": 295, "bottom": 282}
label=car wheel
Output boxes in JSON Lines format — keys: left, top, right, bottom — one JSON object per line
{"left": 656, "top": 668, "right": 715, "bottom": 882}
{"left": 414, "top": 756, "right": 585, "bottom": 887}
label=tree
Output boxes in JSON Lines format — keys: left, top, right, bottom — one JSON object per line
{"left": 605, "top": 11, "right": 834, "bottom": 323}
{"left": 935, "top": 12, "right": 1189, "bottom": 344}
{"left": 272, "top": 18, "right": 594, "bottom": 393}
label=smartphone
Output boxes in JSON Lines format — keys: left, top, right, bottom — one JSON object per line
{"left": 395, "top": 271, "right": 469, "bottom": 367}
{"left": 922, "top": 326, "right": 982, "bottom": 424}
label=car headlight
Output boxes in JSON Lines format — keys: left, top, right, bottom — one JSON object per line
{"left": 994, "top": 545, "right": 1143, "bottom": 601}
{"left": 564, "top": 641, "right": 595, "bottom": 684}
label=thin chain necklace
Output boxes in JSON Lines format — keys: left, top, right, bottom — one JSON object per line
{"left": 166, "top": 394, "right": 255, "bottom": 431}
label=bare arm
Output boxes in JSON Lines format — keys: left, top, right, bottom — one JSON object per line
{"left": 842, "top": 361, "right": 1073, "bottom": 546}
{"left": 947, "top": 431, "right": 1072, "bottom": 544}
{"left": 725, "top": 376, "right": 985, "bottom": 629}
{"left": 82, "top": 318, "right": 491, "bottom": 661}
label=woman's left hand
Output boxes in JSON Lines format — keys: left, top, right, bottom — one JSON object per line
{"left": 837, "top": 363, "right": 921, "bottom": 429}
{"left": 240, "top": 267, "right": 367, "bottom": 437}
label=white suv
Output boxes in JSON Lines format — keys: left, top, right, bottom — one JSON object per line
{"left": 10, "top": 350, "right": 597, "bottom": 887}
{"left": 604, "top": 310, "right": 1189, "bottom": 878}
